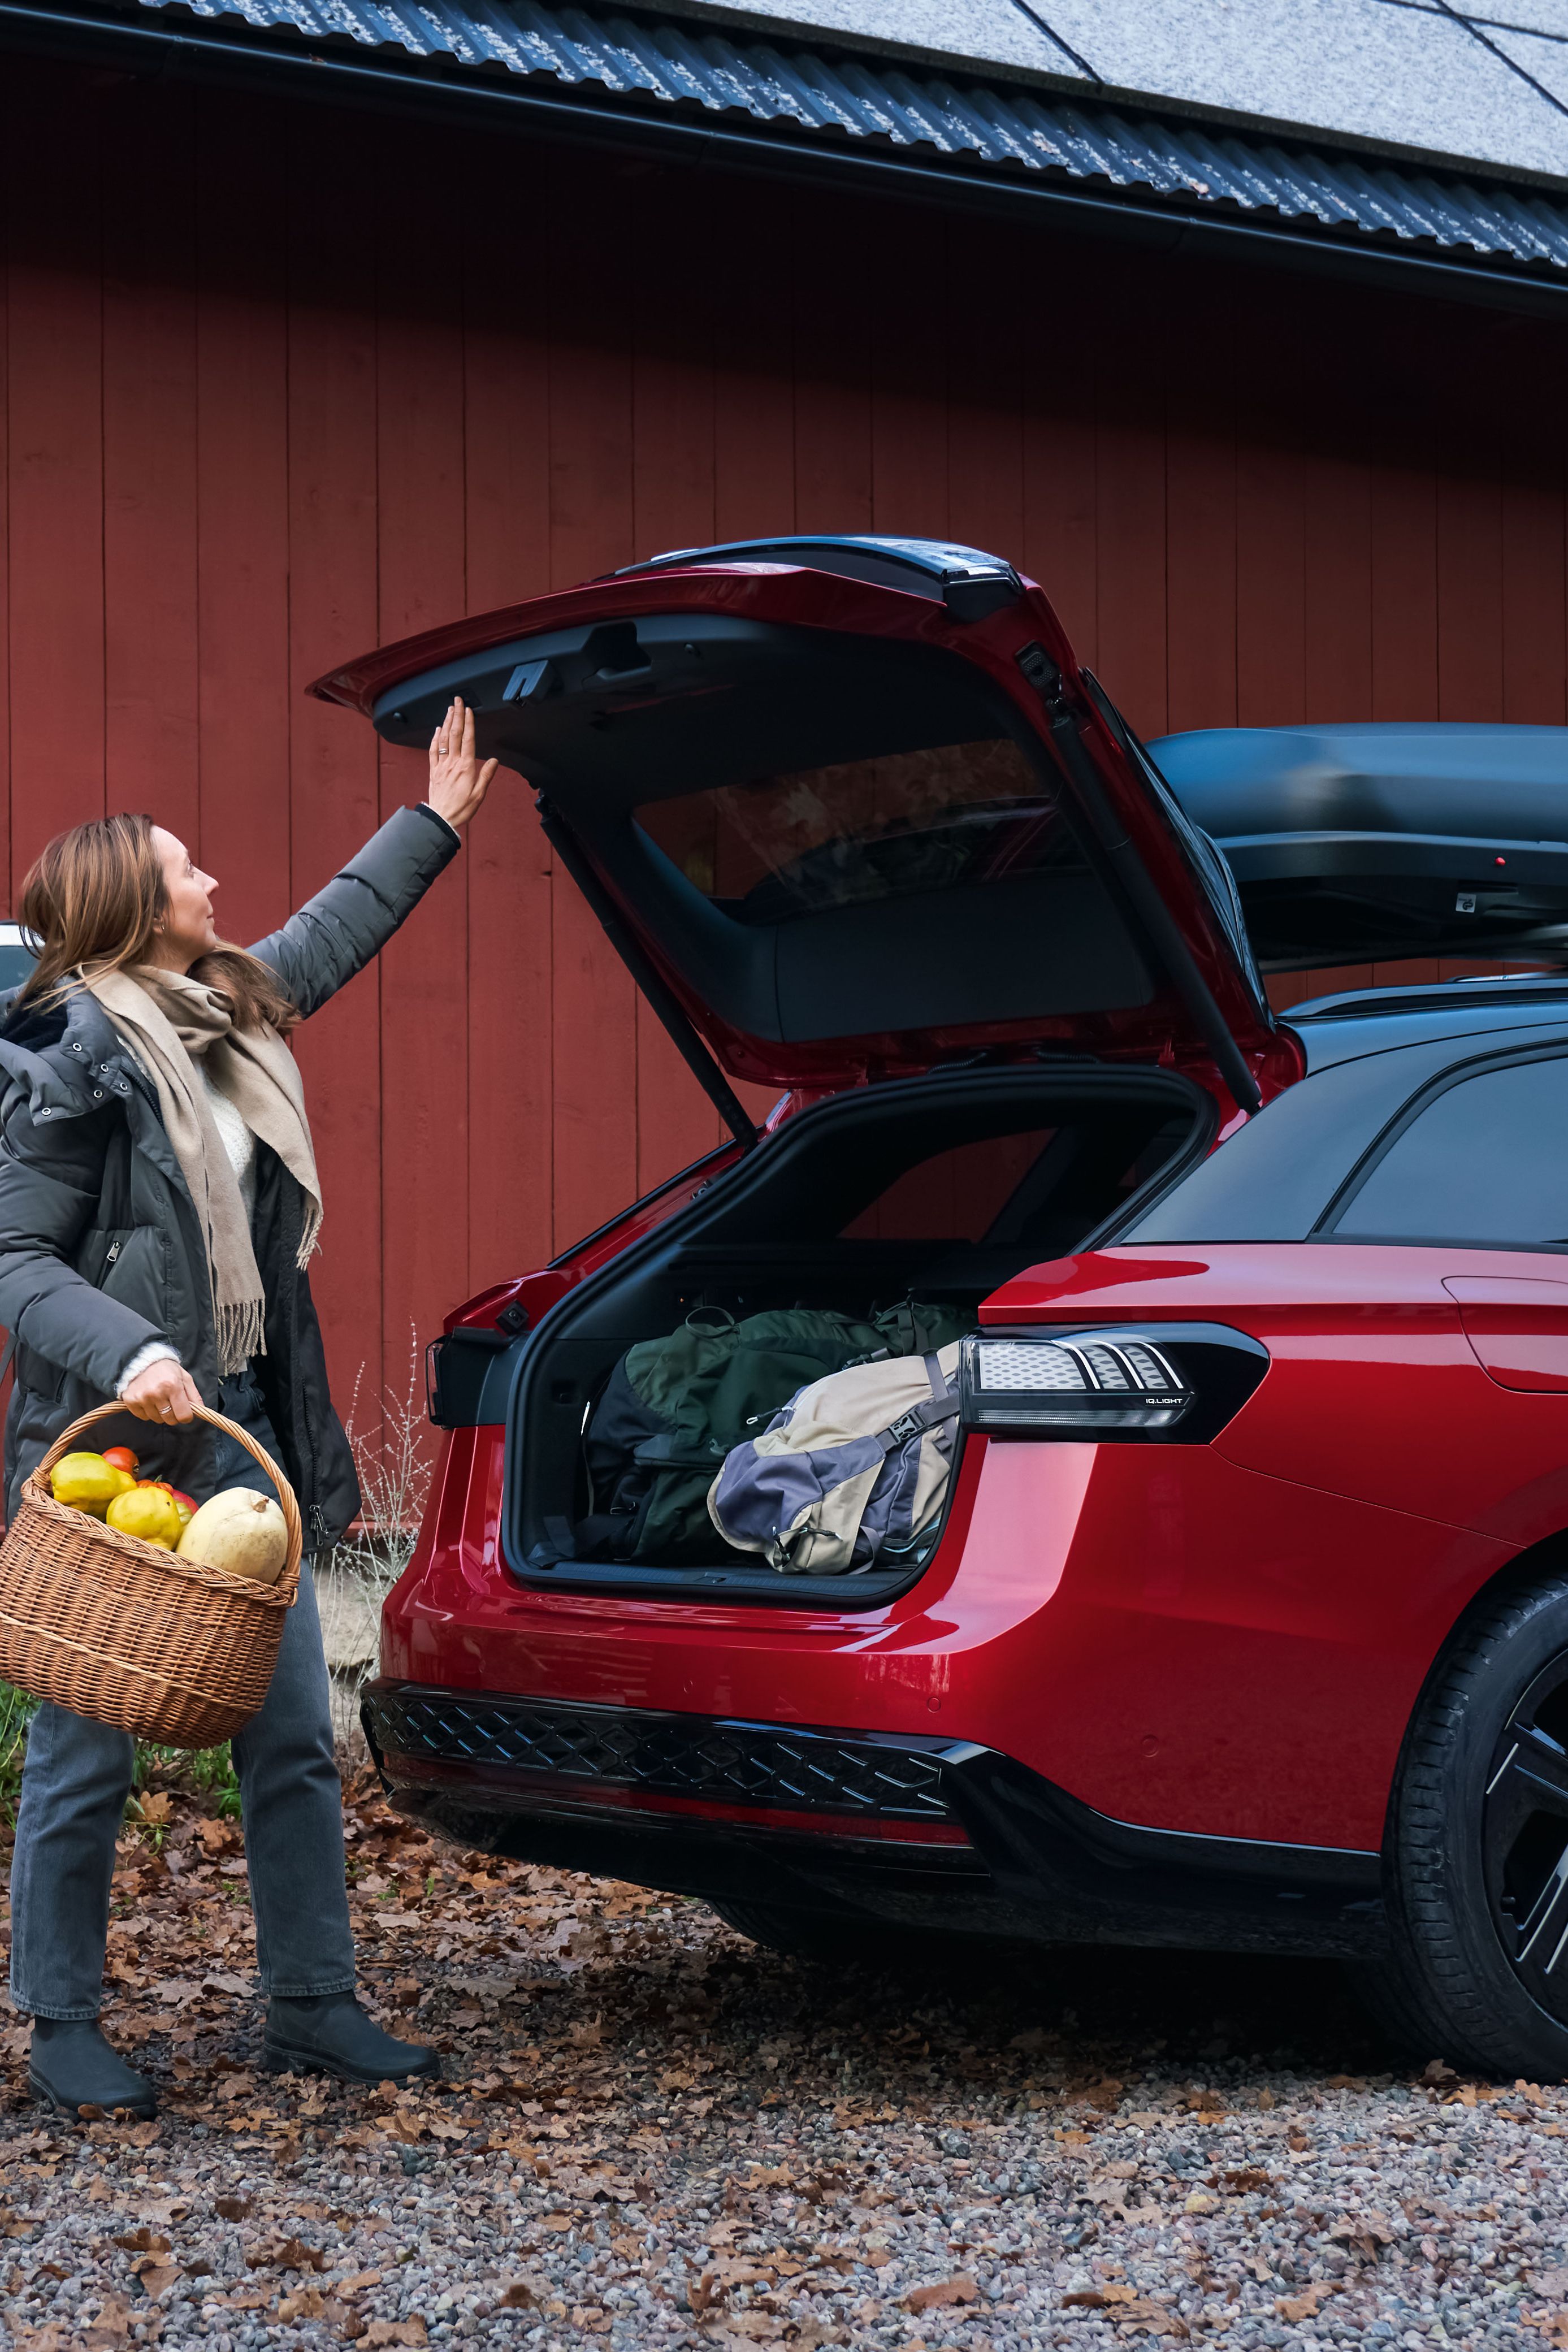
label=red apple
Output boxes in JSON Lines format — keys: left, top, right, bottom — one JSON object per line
{"left": 101, "top": 1446, "right": 138, "bottom": 1475}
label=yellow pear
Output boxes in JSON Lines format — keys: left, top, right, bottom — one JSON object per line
{"left": 50, "top": 1453, "right": 135, "bottom": 1518}
{"left": 105, "top": 1484, "right": 185, "bottom": 1548}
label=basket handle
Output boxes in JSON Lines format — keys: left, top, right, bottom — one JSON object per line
{"left": 36, "top": 1398, "right": 304, "bottom": 1587}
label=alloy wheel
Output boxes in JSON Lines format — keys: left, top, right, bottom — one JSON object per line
{"left": 1483, "top": 1648, "right": 1568, "bottom": 2021}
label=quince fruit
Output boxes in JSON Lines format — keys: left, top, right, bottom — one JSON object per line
{"left": 105, "top": 1484, "right": 185, "bottom": 1548}
{"left": 50, "top": 1452, "right": 135, "bottom": 1518}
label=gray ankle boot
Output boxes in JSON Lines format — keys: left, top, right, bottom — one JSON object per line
{"left": 263, "top": 1991, "right": 439, "bottom": 2085}
{"left": 29, "top": 2019, "right": 157, "bottom": 2117}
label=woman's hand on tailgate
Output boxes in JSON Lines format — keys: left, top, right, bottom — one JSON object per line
{"left": 121, "top": 1359, "right": 202, "bottom": 1424}
{"left": 427, "top": 697, "right": 499, "bottom": 832}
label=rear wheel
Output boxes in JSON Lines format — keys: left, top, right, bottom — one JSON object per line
{"left": 1359, "top": 1573, "right": 1568, "bottom": 2079}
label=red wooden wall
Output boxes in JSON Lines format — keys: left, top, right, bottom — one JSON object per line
{"left": 3, "top": 54, "right": 1566, "bottom": 1430}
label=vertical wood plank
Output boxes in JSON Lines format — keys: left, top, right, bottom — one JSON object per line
{"left": 627, "top": 162, "right": 729, "bottom": 1195}
{"left": 870, "top": 205, "right": 948, "bottom": 542}
{"left": 946, "top": 223, "right": 1025, "bottom": 563}
{"left": 101, "top": 81, "right": 200, "bottom": 845}
{"left": 464, "top": 132, "right": 557, "bottom": 1287}
{"left": 1164, "top": 283, "right": 1237, "bottom": 735}
{"left": 712, "top": 177, "right": 796, "bottom": 543}
{"left": 1233, "top": 283, "right": 1306, "bottom": 730}
{"left": 374, "top": 115, "right": 473, "bottom": 1399}
{"left": 1088, "top": 250, "right": 1171, "bottom": 735}
{"left": 285, "top": 107, "right": 387, "bottom": 1420}
{"left": 792, "top": 188, "right": 874, "bottom": 536}
{"left": 547, "top": 149, "right": 638, "bottom": 1248}
{"left": 194, "top": 93, "right": 291, "bottom": 950}
{"left": 1500, "top": 324, "right": 1567, "bottom": 726}
{"left": 1303, "top": 443, "right": 1374, "bottom": 724}
{"left": 1370, "top": 326, "right": 1439, "bottom": 721}
{"left": 1436, "top": 457, "right": 1503, "bottom": 724}
{"left": 1019, "top": 238, "right": 1097, "bottom": 662}
{"left": 5, "top": 60, "right": 107, "bottom": 883}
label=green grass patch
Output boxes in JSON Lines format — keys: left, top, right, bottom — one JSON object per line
{"left": 0, "top": 1682, "right": 241, "bottom": 1832}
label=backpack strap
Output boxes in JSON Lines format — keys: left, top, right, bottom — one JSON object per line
{"left": 876, "top": 1353, "right": 960, "bottom": 1454}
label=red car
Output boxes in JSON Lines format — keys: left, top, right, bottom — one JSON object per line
{"left": 316, "top": 538, "right": 1568, "bottom": 2079}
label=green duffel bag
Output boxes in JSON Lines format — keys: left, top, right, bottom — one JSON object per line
{"left": 575, "top": 1301, "right": 969, "bottom": 1565}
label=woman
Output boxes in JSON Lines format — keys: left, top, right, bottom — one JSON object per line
{"left": 0, "top": 703, "right": 496, "bottom": 2118}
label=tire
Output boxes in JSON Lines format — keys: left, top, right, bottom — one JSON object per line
{"left": 1356, "top": 1571, "right": 1568, "bottom": 2080}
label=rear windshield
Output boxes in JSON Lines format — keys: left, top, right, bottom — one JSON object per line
{"left": 636, "top": 737, "right": 1084, "bottom": 926}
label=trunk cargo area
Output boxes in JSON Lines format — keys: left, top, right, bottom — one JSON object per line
{"left": 503, "top": 1065, "right": 1215, "bottom": 1606}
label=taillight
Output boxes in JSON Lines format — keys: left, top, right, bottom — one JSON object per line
{"left": 960, "top": 1324, "right": 1268, "bottom": 1443}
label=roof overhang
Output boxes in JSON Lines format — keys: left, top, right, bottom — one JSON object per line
{"left": 5, "top": 0, "right": 1568, "bottom": 318}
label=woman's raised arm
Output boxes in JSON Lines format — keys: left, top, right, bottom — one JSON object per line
{"left": 248, "top": 698, "right": 499, "bottom": 1021}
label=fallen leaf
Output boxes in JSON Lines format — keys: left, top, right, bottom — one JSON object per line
{"left": 114, "top": 2229, "right": 172, "bottom": 2254}
{"left": 81, "top": 2299, "right": 135, "bottom": 2347}
{"left": 363, "top": 2323, "right": 428, "bottom": 2349}
{"left": 276, "top": 2289, "right": 343, "bottom": 2322}
{"left": 902, "top": 2273, "right": 980, "bottom": 2313}
{"left": 214, "top": 2197, "right": 252, "bottom": 2220}
{"left": 1222, "top": 2168, "right": 1274, "bottom": 2195}
{"left": 1278, "top": 2284, "right": 1337, "bottom": 2323}
{"left": 1327, "top": 2210, "right": 1396, "bottom": 2256}
{"left": 497, "top": 2281, "right": 540, "bottom": 2309}
{"left": 1184, "top": 2191, "right": 1218, "bottom": 2214}
{"left": 155, "top": 1978, "right": 200, "bottom": 2004}
{"left": 134, "top": 2259, "right": 182, "bottom": 2298}
{"left": 1114, "top": 2299, "right": 1189, "bottom": 2338}
{"left": 202, "top": 1970, "right": 253, "bottom": 1996}
{"left": 137, "top": 1792, "right": 174, "bottom": 1826}
{"left": 249, "top": 2234, "right": 327, "bottom": 2273}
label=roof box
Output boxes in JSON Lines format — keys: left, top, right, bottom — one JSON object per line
{"left": 1152, "top": 722, "right": 1568, "bottom": 969}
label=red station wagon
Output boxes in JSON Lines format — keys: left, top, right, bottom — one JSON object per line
{"left": 316, "top": 538, "right": 1568, "bottom": 2079}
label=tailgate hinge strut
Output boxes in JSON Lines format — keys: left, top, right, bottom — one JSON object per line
{"left": 535, "top": 795, "right": 761, "bottom": 1153}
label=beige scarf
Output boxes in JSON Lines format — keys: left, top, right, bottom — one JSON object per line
{"left": 86, "top": 965, "right": 322, "bottom": 1375}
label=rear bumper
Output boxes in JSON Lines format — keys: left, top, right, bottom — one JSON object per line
{"left": 362, "top": 1678, "right": 1388, "bottom": 1959}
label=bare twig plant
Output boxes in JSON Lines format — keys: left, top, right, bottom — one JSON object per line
{"left": 326, "top": 1329, "right": 436, "bottom": 1747}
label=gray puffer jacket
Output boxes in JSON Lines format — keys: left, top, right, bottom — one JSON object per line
{"left": 0, "top": 804, "right": 460, "bottom": 1544}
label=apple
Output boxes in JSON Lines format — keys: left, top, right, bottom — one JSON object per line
{"left": 101, "top": 1446, "right": 138, "bottom": 1475}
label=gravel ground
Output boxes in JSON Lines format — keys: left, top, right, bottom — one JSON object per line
{"left": 1, "top": 1778, "right": 1566, "bottom": 2352}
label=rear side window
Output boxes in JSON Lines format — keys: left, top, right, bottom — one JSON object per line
{"left": 1326, "top": 1052, "right": 1568, "bottom": 1245}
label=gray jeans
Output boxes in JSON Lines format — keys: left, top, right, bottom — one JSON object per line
{"left": 7, "top": 1369, "right": 356, "bottom": 2020}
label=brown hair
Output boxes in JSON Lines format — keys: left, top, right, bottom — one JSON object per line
{"left": 14, "top": 811, "right": 298, "bottom": 1034}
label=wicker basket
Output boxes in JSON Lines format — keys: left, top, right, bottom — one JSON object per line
{"left": 0, "top": 1401, "right": 302, "bottom": 1747}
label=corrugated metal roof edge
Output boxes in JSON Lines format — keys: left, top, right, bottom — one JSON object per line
{"left": 642, "top": 0, "right": 1568, "bottom": 200}
{"left": 7, "top": 0, "right": 1568, "bottom": 312}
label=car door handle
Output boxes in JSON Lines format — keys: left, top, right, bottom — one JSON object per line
{"left": 1443, "top": 1276, "right": 1568, "bottom": 1392}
